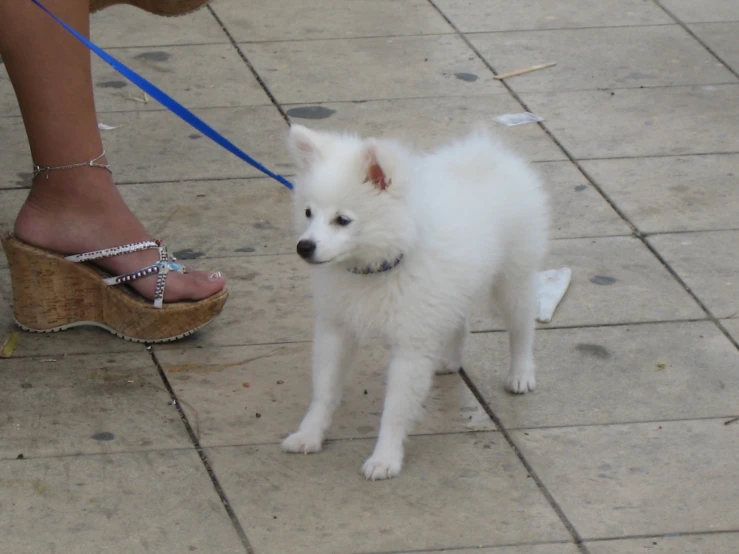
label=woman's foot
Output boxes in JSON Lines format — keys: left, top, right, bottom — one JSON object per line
{"left": 14, "top": 167, "right": 226, "bottom": 303}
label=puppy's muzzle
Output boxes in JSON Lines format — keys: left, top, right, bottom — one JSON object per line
{"left": 296, "top": 239, "right": 316, "bottom": 260}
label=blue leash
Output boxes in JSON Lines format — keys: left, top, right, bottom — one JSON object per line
{"left": 29, "top": 0, "right": 294, "bottom": 190}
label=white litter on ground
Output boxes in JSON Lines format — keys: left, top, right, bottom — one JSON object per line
{"left": 494, "top": 112, "right": 543, "bottom": 126}
{"left": 537, "top": 267, "right": 572, "bottom": 323}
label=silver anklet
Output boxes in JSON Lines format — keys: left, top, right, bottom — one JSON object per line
{"left": 32, "top": 150, "right": 112, "bottom": 179}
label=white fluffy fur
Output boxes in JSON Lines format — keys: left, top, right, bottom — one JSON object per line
{"left": 281, "top": 124, "right": 549, "bottom": 480}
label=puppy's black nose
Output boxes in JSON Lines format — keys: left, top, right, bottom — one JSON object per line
{"left": 296, "top": 239, "right": 316, "bottom": 259}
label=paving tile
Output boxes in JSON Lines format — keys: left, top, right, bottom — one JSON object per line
{"left": 659, "top": 0, "right": 739, "bottom": 23}
{"left": 241, "top": 35, "right": 505, "bottom": 104}
{"left": 90, "top": 3, "right": 227, "bottom": 47}
{"left": 0, "top": 70, "right": 20, "bottom": 118}
{"left": 723, "top": 319, "right": 739, "bottom": 345}
{"left": 212, "top": 0, "right": 452, "bottom": 41}
{"left": 0, "top": 351, "right": 189, "bottom": 460}
{"left": 0, "top": 188, "right": 23, "bottom": 226}
{"left": 520, "top": 84, "right": 739, "bottom": 159}
{"left": 535, "top": 162, "right": 629, "bottom": 238}
{"left": 0, "top": 450, "right": 245, "bottom": 553}
{"left": 155, "top": 343, "right": 494, "bottom": 447}
{"left": 0, "top": 118, "right": 30, "bottom": 187}
{"left": 95, "top": 106, "right": 290, "bottom": 182}
{"left": 434, "top": 0, "right": 672, "bottom": 32}
{"left": 208, "top": 434, "right": 570, "bottom": 553}
{"left": 156, "top": 253, "right": 312, "bottom": 348}
{"left": 0, "top": 8, "right": 229, "bottom": 116}
{"left": 399, "top": 546, "right": 579, "bottom": 554}
{"left": 649, "top": 231, "right": 739, "bottom": 319}
{"left": 463, "top": 321, "right": 739, "bottom": 429}
{"left": 690, "top": 22, "right": 739, "bottom": 74}
{"left": 120, "top": 178, "right": 295, "bottom": 257}
{"left": 470, "top": 26, "right": 734, "bottom": 93}
{"left": 284, "top": 96, "right": 566, "bottom": 162}
{"left": 586, "top": 534, "right": 739, "bottom": 554}
{"left": 581, "top": 154, "right": 739, "bottom": 233}
{"left": 91, "top": 44, "right": 271, "bottom": 112}
{"left": 471, "top": 236, "right": 704, "bottom": 331}
{"left": 513, "top": 420, "right": 739, "bottom": 538}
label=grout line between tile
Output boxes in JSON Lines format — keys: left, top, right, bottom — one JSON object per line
{"left": 652, "top": 0, "right": 739, "bottom": 80}
{"left": 0, "top": 444, "right": 204, "bottom": 463}
{"left": 0, "top": 173, "right": 295, "bottom": 191}
{"left": 578, "top": 151, "right": 739, "bottom": 161}
{"left": 236, "top": 32, "right": 457, "bottom": 44}
{"left": 170, "top": 413, "right": 739, "bottom": 453}
{"left": 100, "top": 41, "right": 230, "bottom": 49}
{"left": 113, "top": 173, "right": 296, "bottom": 186}
{"left": 0, "top": 317, "right": 713, "bottom": 361}
{"left": 503, "top": 414, "right": 739, "bottom": 432}
{"left": 206, "top": 5, "right": 290, "bottom": 125}
{"left": 644, "top": 228, "right": 739, "bottom": 237}
{"left": 20, "top": 81, "right": 727, "bottom": 119}
{"left": 150, "top": 319, "right": 714, "bottom": 357}
{"left": 2, "top": 83, "right": 738, "bottom": 120}
{"left": 354, "top": 539, "right": 574, "bottom": 554}
{"left": 222, "top": 22, "right": 706, "bottom": 44}
{"left": 6, "top": 414, "right": 734, "bottom": 464}
{"left": 471, "top": 317, "right": 710, "bottom": 334}
{"left": 584, "top": 528, "right": 739, "bottom": 543}
{"left": 146, "top": 345, "right": 256, "bottom": 554}
{"left": 199, "top": 429, "right": 500, "bottom": 452}
{"left": 0, "top": 344, "right": 150, "bottom": 360}
{"left": 462, "top": 23, "right": 679, "bottom": 34}
{"left": 425, "top": 0, "right": 739, "bottom": 355}
{"left": 457, "top": 367, "right": 589, "bottom": 553}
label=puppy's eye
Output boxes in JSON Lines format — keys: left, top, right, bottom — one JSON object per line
{"left": 335, "top": 215, "right": 352, "bottom": 227}
{"left": 305, "top": 208, "right": 312, "bottom": 218}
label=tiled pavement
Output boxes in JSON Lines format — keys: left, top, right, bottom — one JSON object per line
{"left": 1, "top": 1, "right": 738, "bottom": 553}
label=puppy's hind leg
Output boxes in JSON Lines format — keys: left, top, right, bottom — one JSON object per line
{"left": 436, "top": 321, "right": 467, "bottom": 374}
{"left": 362, "top": 353, "right": 436, "bottom": 480}
{"left": 493, "top": 270, "right": 538, "bottom": 394}
{"left": 281, "top": 319, "right": 358, "bottom": 453}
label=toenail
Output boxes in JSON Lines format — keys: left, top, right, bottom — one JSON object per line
{"left": 209, "top": 271, "right": 223, "bottom": 281}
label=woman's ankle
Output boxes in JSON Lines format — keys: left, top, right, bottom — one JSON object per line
{"left": 15, "top": 170, "right": 149, "bottom": 255}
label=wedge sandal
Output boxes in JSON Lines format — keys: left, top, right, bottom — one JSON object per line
{"left": 1, "top": 233, "right": 228, "bottom": 343}
{"left": 89, "top": 0, "right": 210, "bottom": 16}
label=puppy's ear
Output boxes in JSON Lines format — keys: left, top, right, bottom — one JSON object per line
{"left": 364, "top": 142, "right": 390, "bottom": 191}
{"left": 287, "top": 124, "right": 322, "bottom": 171}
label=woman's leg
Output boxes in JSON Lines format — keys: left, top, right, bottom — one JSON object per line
{"left": 0, "top": 0, "right": 225, "bottom": 302}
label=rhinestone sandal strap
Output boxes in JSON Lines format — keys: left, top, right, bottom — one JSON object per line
{"left": 153, "top": 246, "right": 178, "bottom": 309}
{"left": 102, "top": 262, "right": 164, "bottom": 286}
{"left": 65, "top": 241, "right": 160, "bottom": 263}
{"left": 153, "top": 269, "right": 170, "bottom": 309}
{"left": 68, "top": 241, "right": 184, "bottom": 309}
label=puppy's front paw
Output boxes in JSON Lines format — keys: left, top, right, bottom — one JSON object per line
{"left": 362, "top": 454, "right": 403, "bottom": 481}
{"left": 281, "top": 430, "right": 323, "bottom": 454}
{"left": 505, "top": 371, "right": 536, "bottom": 394}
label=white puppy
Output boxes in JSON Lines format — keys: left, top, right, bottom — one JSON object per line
{"left": 281, "top": 124, "right": 549, "bottom": 480}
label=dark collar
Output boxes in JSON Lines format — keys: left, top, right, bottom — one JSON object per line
{"left": 348, "top": 254, "right": 404, "bottom": 275}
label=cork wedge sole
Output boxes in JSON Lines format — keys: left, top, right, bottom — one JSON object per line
{"left": 1, "top": 233, "right": 228, "bottom": 343}
{"left": 89, "top": 0, "right": 211, "bottom": 16}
